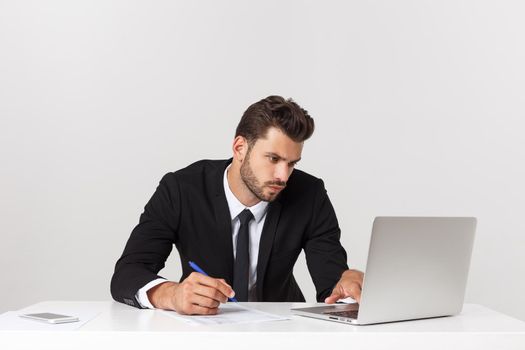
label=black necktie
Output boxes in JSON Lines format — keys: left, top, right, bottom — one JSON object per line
{"left": 233, "top": 209, "right": 254, "bottom": 302}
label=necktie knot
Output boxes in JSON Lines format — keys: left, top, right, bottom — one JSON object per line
{"left": 238, "top": 209, "right": 254, "bottom": 226}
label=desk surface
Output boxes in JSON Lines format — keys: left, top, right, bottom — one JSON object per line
{"left": 2, "top": 301, "right": 525, "bottom": 350}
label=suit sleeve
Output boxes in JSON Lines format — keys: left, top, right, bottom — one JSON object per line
{"left": 304, "top": 179, "right": 349, "bottom": 302}
{"left": 110, "top": 173, "right": 180, "bottom": 308}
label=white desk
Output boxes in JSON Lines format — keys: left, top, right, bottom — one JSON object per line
{"left": 1, "top": 301, "right": 525, "bottom": 350}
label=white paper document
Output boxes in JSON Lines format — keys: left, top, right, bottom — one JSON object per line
{"left": 0, "top": 310, "right": 100, "bottom": 331}
{"left": 161, "top": 303, "right": 289, "bottom": 325}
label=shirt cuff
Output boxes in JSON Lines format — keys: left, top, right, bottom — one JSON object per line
{"left": 135, "top": 278, "right": 168, "bottom": 309}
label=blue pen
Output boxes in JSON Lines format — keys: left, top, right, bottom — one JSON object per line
{"left": 188, "top": 261, "right": 238, "bottom": 302}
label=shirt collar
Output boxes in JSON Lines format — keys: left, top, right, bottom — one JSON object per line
{"left": 223, "top": 165, "right": 268, "bottom": 223}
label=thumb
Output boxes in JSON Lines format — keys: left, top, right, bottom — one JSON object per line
{"left": 324, "top": 289, "right": 342, "bottom": 304}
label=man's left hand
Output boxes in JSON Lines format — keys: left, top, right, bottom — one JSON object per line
{"left": 324, "top": 269, "right": 364, "bottom": 304}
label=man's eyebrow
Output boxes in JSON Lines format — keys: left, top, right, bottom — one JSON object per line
{"left": 265, "top": 152, "right": 301, "bottom": 163}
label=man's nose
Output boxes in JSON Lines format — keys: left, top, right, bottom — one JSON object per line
{"left": 274, "top": 163, "right": 290, "bottom": 184}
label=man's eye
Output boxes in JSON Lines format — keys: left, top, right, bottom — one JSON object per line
{"left": 268, "top": 156, "right": 278, "bottom": 163}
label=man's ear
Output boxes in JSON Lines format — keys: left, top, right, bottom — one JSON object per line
{"left": 232, "top": 136, "right": 248, "bottom": 162}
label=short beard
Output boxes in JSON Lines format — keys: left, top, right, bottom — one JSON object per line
{"left": 240, "top": 148, "right": 280, "bottom": 202}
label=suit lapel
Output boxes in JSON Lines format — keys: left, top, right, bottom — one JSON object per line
{"left": 211, "top": 159, "right": 235, "bottom": 284}
{"left": 256, "top": 199, "right": 282, "bottom": 301}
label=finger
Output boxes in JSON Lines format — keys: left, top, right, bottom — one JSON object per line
{"left": 193, "top": 284, "right": 229, "bottom": 303}
{"left": 348, "top": 283, "right": 362, "bottom": 303}
{"left": 190, "top": 294, "right": 221, "bottom": 309}
{"left": 204, "top": 278, "right": 236, "bottom": 299}
{"left": 217, "top": 278, "right": 235, "bottom": 293}
{"left": 352, "top": 290, "right": 361, "bottom": 304}
{"left": 190, "top": 272, "right": 235, "bottom": 299}
{"left": 184, "top": 303, "right": 219, "bottom": 315}
{"left": 325, "top": 282, "right": 363, "bottom": 304}
{"left": 324, "top": 291, "right": 342, "bottom": 304}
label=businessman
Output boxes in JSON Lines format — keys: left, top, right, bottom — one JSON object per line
{"left": 111, "top": 95, "right": 364, "bottom": 315}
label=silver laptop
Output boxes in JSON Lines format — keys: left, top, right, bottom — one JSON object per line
{"left": 292, "top": 216, "right": 476, "bottom": 325}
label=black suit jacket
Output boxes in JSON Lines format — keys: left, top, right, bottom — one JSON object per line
{"left": 111, "top": 159, "right": 348, "bottom": 308}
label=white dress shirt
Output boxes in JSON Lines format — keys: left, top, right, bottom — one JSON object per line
{"left": 136, "top": 165, "right": 269, "bottom": 308}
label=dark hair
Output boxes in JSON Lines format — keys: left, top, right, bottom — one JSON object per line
{"left": 235, "top": 95, "right": 315, "bottom": 145}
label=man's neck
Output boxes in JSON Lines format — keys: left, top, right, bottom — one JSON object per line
{"left": 227, "top": 164, "right": 260, "bottom": 207}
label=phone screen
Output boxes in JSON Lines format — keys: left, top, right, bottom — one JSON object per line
{"left": 24, "top": 313, "right": 73, "bottom": 319}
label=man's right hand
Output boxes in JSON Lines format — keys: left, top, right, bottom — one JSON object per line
{"left": 147, "top": 272, "right": 236, "bottom": 315}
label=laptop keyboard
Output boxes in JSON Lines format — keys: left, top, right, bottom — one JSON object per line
{"left": 324, "top": 310, "right": 359, "bottom": 319}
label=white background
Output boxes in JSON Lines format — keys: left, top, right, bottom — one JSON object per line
{"left": 1, "top": 0, "right": 524, "bottom": 321}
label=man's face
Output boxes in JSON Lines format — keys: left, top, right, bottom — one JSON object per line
{"left": 240, "top": 127, "right": 303, "bottom": 202}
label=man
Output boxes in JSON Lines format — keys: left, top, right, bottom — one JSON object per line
{"left": 111, "top": 95, "right": 364, "bottom": 315}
